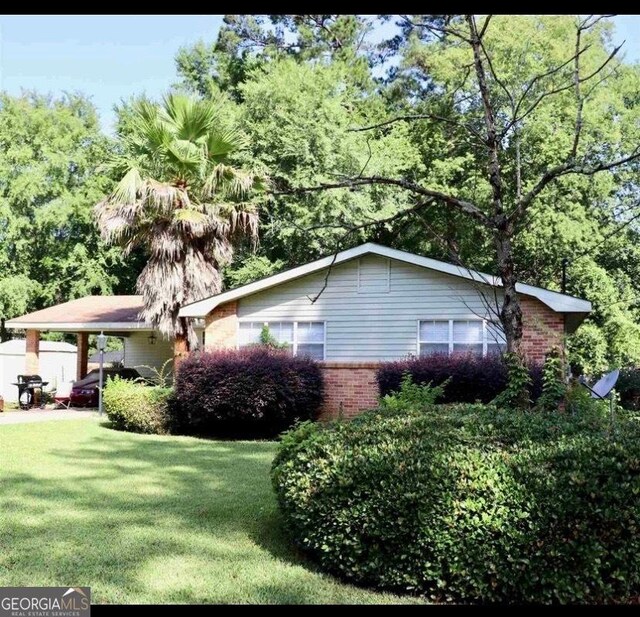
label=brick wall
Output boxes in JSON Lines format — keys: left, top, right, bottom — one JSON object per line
{"left": 318, "top": 362, "right": 380, "bottom": 420}
{"left": 520, "top": 296, "right": 566, "bottom": 363}
{"left": 204, "top": 301, "right": 238, "bottom": 350}
{"left": 25, "top": 329, "right": 40, "bottom": 375}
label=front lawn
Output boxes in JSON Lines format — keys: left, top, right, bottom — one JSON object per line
{"left": 0, "top": 419, "right": 417, "bottom": 604}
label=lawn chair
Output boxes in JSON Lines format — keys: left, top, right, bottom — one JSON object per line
{"left": 54, "top": 382, "right": 74, "bottom": 409}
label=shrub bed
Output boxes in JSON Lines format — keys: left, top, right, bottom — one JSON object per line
{"left": 171, "top": 347, "right": 324, "bottom": 438}
{"left": 272, "top": 403, "right": 640, "bottom": 603}
{"left": 103, "top": 376, "right": 171, "bottom": 434}
{"left": 377, "top": 353, "right": 542, "bottom": 403}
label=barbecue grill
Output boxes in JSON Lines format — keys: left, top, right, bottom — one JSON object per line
{"left": 12, "top": 374, "right": 49, "bottom": 410}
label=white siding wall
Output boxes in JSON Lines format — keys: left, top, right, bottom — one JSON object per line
{"left": 123, "top": 333, "right": 174, "bottom": 380}
{"left": 123, "top": 329, "right": 205, "bottom": 380}
{"left": 0, "top": 349, "right": 77, "bottom": 402}
{"left": 238, "top": 255, "right": 503, "bottom": 361}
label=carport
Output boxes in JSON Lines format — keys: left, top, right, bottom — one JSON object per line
{"left": 4, "top": 295, "right": 167, "bottom": 380}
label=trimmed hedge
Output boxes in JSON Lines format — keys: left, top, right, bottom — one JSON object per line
{"left": 272, "top": 403, "right": 640, "bottom": 603}
{"left": 377, "top": 353, "right": 543, "bottom": 403}
{"left": 171, "top": 347, "right": 324, "bottom": 438}
{"left": 103, "top": 376, "right": 171, "bottom": 434}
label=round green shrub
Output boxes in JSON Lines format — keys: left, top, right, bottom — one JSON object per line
{"left": 272, "top": 404, "right": 640, "bottom": 603}
{"left": 103, "top": 375, "right": 172, "bottom": 434}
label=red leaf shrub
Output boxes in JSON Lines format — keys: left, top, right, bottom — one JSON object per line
{"left": 377, "top": 353, "right": 542, "bottom": 404}
{"left": 171, "top": 347, "right": 324, "bottom": 438}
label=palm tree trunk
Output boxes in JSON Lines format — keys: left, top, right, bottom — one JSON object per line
{"left": 173, "top": 329, "right": 190, "bottom": 371}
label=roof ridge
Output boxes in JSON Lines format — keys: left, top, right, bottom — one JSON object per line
{"left": 179, "top": 242, "right": 591, "bottom": 319}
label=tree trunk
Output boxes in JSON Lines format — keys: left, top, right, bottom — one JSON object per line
{"left": 173, "top": 319, "right": 190, "bottom": 371}
{"left": 494, "top": 223, "right": 523, "bottom": 357}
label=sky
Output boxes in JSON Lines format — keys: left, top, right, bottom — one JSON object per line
{"left": 0, "top": 14, "right": 638, "bottom": 134}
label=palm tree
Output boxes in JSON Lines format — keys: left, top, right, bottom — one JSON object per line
{"left": 95, "top": 93, "right": 263, "bottom": 357}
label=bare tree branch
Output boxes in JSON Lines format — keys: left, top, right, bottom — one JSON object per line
{"left": 349, "top": 113, "right": 479, "bottom": 138}
{"left": 400, "top": 14, "right": 473, "bottom": 43}
{"left": 478, "top": 32, "right": 515, "bottom": 114}
{"left": 478, "top": 14, "right": 492, "bottom": 39}
{"left": 275, "top": 175, "right": 490, "bottom": 223}
{"left": 571, "top": 19, "right": 585, "bottom": 159}
{"left": 507, "top": 42, "right": 622, "bottom": 138}
{"left": 509, "top": 147, "right": 640, "bottom": 224}
{"left": 467, "top": 15, "right": 504, "bottom": 214}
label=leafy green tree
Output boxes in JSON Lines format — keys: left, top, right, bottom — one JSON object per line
{"left": 238, "top": 58, "right": 421, "bottom": 265}
{"left": 172, "top": 15, "right": 640, "bottom": 372}
{"left": 223, "top": 254, "right": 285, "bottom": 288}
{"left": 0, "top": 92, "right": 131, "bottom": 320}
{"left": 95, "top": 93, "right": 264, "bottom": 354}
{"left": 175, "top": 15, "right": 382, "bottom": 101}
{"left": 283, "top": 16, "right": 640, "bottom": 373}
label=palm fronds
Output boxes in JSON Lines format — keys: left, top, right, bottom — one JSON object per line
{"left": 95, "top": 93, "right": 265, "bottom": 345}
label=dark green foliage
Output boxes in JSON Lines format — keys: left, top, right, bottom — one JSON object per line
{"left": 171, "top": 347, "right": 324, "bottom": 438}
{"left": 0, "top": 92, "right": 136, "bottom": 320}
{"left": 103, "top": 376, "right": 171, "bottom": 434}
{"left": 536, "top": 349, "right": 568, "bottom": 412}
{"left": 493, "top": 352, "right": 533, "bottom": 409}
{"left": 616, "top": 367, "right": 640, "bottom": 410}
{"left": 378, "top": 353, "right": 542, "bottom": 405}
{"left": 564, "top": 379, "right": 603, "bottom": 415}
{"left": 272, "top": 402, "right": 640, "bottom": 603}
{"left": 379, "top": 372, "right": 447, "bottom": 412}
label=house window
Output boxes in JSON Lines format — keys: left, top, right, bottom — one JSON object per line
{"left": 238, "top": 321, "right": 325, "bottom": 360}
{"left": 418, "top": 319, "right": 506, "bottom": 357}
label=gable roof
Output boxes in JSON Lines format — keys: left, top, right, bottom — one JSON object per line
{"left": 179, "top": 242, "right": 592, "bottom": 320}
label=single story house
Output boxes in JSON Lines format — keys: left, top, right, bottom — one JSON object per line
{"left": 181, "top": 243, "right": 591, "bottom": 416}
{"left": 6, "top": 243, "right": 591, "bottom": 416}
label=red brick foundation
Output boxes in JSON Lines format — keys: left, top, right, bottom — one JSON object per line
{"left": 520, "top": 296, "right": 565, "bottom": 363}
{"left": 318, "top": 362, "right": 380, "bottom": 420}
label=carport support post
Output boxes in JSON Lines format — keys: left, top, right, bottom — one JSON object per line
{"left": 25, "top": 329, "right": 40, "bottom": 375}
{"left": 76, "top": 332, "right": 89, "bottom": 380}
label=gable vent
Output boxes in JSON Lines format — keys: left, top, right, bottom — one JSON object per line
{"left": 357, "top": 256, "right": 390, "bottom": 294}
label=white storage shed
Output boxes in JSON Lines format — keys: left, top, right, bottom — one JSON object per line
{"left": 0, "top": 339, "right": 77, "bottom": 402}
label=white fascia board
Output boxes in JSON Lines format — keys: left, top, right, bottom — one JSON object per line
{"left": 4, "top": 321, "right": 154, "bottom": 331}
{"left": 516, "top": 283, "right": 592, "bottom": 313}
{"left": 178, "top": 242, "right": 592, "bottom": 318}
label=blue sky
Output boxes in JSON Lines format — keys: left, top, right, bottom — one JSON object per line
{"left": 0, "top": 14, "right": 638, "bottom": 134}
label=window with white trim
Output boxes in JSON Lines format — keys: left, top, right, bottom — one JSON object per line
{"left": 418, "top": 319, "right": 506, "bottom": 357}
{"left": 238, "top": 321, "right": 325, "bottom": 360}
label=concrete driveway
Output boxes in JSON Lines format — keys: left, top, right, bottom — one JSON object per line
{"left": 0, "top": 409, "right": 101, "bottom": 424}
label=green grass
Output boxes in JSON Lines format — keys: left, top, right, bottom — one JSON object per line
{"left": 0, "top": 419, "right": 419, "bottom": 604}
